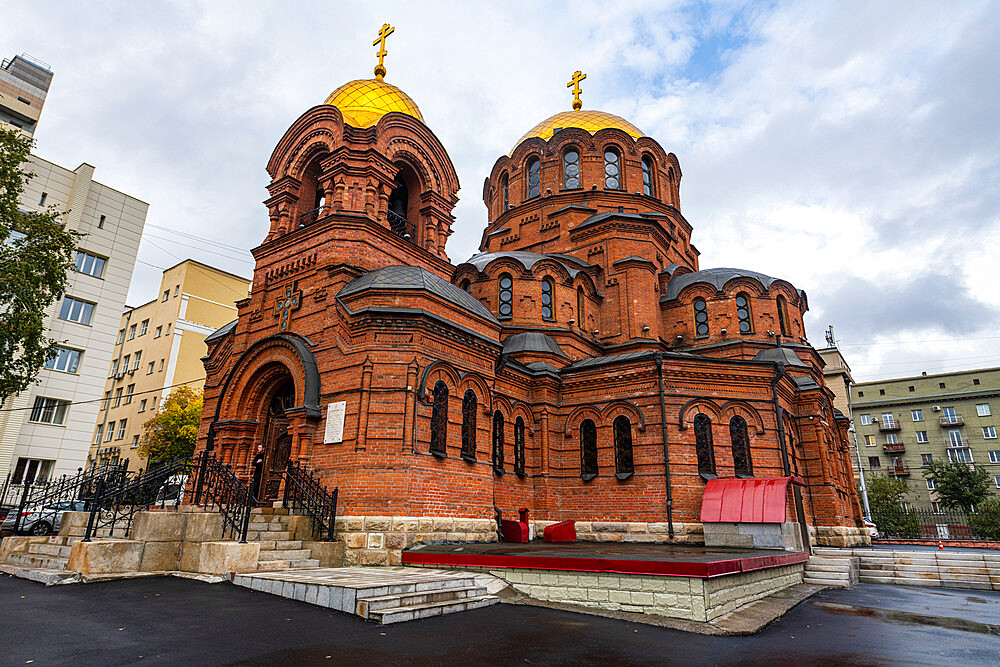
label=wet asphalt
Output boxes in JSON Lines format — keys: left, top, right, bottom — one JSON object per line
{"left": 1, "top": 575, "right": 998, "bottom": 665}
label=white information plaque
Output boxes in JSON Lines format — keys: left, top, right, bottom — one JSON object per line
{"left": 324, "top": 401, "right": 347, "bottom": 444}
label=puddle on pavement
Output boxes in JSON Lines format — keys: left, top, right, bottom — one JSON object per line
{"left": 811, "top": 601, "right": 1000, "bottom": 636}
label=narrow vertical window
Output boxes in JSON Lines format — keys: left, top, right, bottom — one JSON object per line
{"left": 613, "top": 415, "right": 634, "bottom": 480}
{"left": 460, "top": 279, "right": 471, "bottom": 293}
{"left": 500, "top": 173, "right": 509, "bottom": 212}
{"left": 776, "top": 295, "right": 790, "bottom": 336}
{"left": 498, "top": 273, "right": 513, "bottom": 318}
{"left": 563, "top": 149, "right": 581, "bottom": 189}
{"left": 604, "top": 148, "right": 621, "bottom": 190}
{"left": 461, "top": 390, "right": 477, "bottom": 461}
{"left": 430, "top": 381, "right": 448, "bottom": 457}
{"left": 693, "top": 298, "right": 709, "bottom": 337}
{"left": 580, "top": 419, "right": 598, "bottom": 480}
{"left": 492, "top": 410, "right": 505, "bottom": 474}
{"left": 641, "top": 156, "right": 654, "bottom": 196}
{"left": 541, "top": 278, "right": 554, "bottom": 320}
{"left": 526, "top": 157, "right": 540, "bottom": 199}
{"left": 576, "top": 287, "right": 584, "bottom": 327}
{"left": 514, "top": 417, "right": 526, "bottom": 477}
{"left": 694, "top": 413, "right": 716, "bottom": 479}
{"left": 730, "top": 416, "right": 753, "bottom": 477}
{"left": 735, "top": 292, "right": 753, "bottom": 333}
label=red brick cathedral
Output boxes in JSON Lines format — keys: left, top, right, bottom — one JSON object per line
{"left": 196, "top": 38, "right": 867, "bottom": 564}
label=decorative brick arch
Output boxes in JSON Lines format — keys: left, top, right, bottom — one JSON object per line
{"left": 601, "top": 400, "right": 647, "bottom": 432}
{"left": 416, "top": 360, "right": 461, "bottom": 402}
{"left": 720, "top": 400, "right": 766, "bottom": 435}
{"left": 217, "top": 335, "right": 320, "bottom": 422}
{"left": 458, "top": 370, "right": 491, "bottom": 413}
{"left": 677, "top": 398, "right": 722, "bottom": 430}
{"left": 564, "top": 404, "right": 603, "bottom": 437}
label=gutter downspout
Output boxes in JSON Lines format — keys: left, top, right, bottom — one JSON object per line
{"left": 771, "top": 361, "right": 811, "bottom": 552}
{"left": 655, "top": 353, "right": 674, "bottom": 539}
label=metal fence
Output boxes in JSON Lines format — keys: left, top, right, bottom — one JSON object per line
{"left": 876, "top": 507, "right": 1000, "bottom": 541}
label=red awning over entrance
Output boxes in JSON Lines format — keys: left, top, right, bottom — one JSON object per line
{"left": 700, "top": 476, "right": 800, "bottom": 524}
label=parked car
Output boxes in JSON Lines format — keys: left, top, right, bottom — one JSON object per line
{"left": 863, "top": 518, "right": 879, "bottom": 539}
{"left": 0, "top": 500, "right": 88, "bottom": 536}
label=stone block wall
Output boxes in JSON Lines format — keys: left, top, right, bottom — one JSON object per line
{"left": 814, "top": 525, "right": 870, "bottom": 548}
{"left": 703, "top": 521, "right": 805, "bottom": 551}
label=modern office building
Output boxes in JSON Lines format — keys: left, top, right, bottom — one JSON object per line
{"left": 0, "top": 156, "right": 148, "bottom": 484}
{"left": 851, "top": 367, "right": 1000, "bottom": 511}
{"left": 0, "top": 53, "right": 52, "bottom": 136}
{"left": 88, "top": 260, "right": 250, "bottom": 470}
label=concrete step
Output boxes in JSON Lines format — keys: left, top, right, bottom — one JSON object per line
{"left": 29, "top": 543, "right": 73, "bottom": 558}
{"left": 368, "top": 595, "right": 499, "bottom": 624}
{"left": 289, "top": 559, "right": 320, "bottom": 568}
{"left": 257, "top": 540, "right": 302, "bottom": 551}
{"left": 357, "top": 585, "right": 487, "bottom": 616}
{"left": 8, "top": 553, "right": 68, "bottom": 570}
{"left": 256, "top": 560, "right": 291, "bottom": 571}
{"left": 0, "top": 563, "right": 79, "bottom": 585}
{"left": 265, "top": 549, "right": 312, "bottom": 560}
{"left": 811, "top": 548, "right": 855, "bottom": 558}
{"left": 246, "top": 531, "right": 292, "bottom": 541}
{"left": 805, "top": 563, "right": 854, "bottom": 573}
{"left": 251, "top": 507, "right": 289, "bottom": 516}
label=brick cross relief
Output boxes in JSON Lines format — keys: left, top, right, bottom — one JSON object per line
{"left": 274, "top": 284, "right": 302, "bottom": 331}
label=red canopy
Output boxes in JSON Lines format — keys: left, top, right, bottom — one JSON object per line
{"left": 699, "top": 476, "right": 799, "bottom": 524}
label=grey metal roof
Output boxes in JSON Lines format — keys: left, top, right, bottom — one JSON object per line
{"left": 662, "top": 267, "right": 802, "bottom": 301}
{"left": 337, "top": 265, "right": 497, "bottom": 323}
{"left": 572, "top": 210, "right": 651, "bottom": 231}
{"left": 792, "top": 375, "right": 821, "bottom": 390}
{"left": 752, "top": 346, "right": 809, "bottom": 368}
{"left": 502, "top": 332, "right": 569, "bottom": 358}
{"left": 205, "top": 319, "right": 237, "bottom": 342}
{"left": 461, "top": 251, "right": 592, "bottom": 278}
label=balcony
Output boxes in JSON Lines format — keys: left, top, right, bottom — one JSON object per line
{"left": 298, "top": 206, "right": 322, "bottom": 228}
{"left": 878, "top": 420, "right": 901, "bottom": 432}
{"left": 939, "top": 414, "right": 964, "bottom": 426}
{"left": 883, "top": 442, "right": 906, "bottom": 454}
{"left": 886, "top": 464, "right": 910, "bottom": 477}
{"left": 387, "top": 209, "right": 416, "bottom": 240}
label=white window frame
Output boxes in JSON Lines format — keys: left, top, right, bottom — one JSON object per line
{"left": 44, "top": 346, "right": 82, "bottom": 374}
{"left": 93, "top": 424, "right": 103, "bottom": 445}
{"left": 116, "top": 419, "right": 127, "bottom": 440}
{"left": 105, "top": 421, "right": 115, "bottom": 442}
{"left": 916, "top": 430, "right": 928, "bottom": 443}
{"left": 74, "top": 250, "right": 107, "bottom": 278}
{"left": 864, "top": 435, "right": 876, "bottom": 447}
{"left": 989, "top": 450, "right": 1000, "bottom": 464}
{"left": 921, "top": 454, "right": 933, "bottom": 465}
{"left": 58, "top": 296, "right": 96, "bottom": 325}
{"left": 926, "top": 479, "right": 936, "bottom": 490}
{"left": 977, "top": 403, "right": 991, "bottom": 417}
{"left": 29, "top": 397, "right": 69, "bottom": 425}
{"left": 984, "top": 426, "right": 997, "bottom": 439}
{"left": 128, "top": 324, "right": 136, "bottom": 340}
{"left": 860, "top": 414, "right": 872, "bottom": 425}
{"left": 995, "top": 475, "right": 1000, "bottom": 489}
{"left": 948, "top": 429, "right": 964, "bottom": 446}
{"left": 140, "top": 319, "right": 149, "bottom": 336}
{"left": 885, "top": 432, "right": 899, "bottom": 444}
{"left": 881, "top": 412, "right": 896, "bottom": 428}
{"left": 947, "top": 447, "right": 973, "bottom": 463}
{"left": 911, "top": 409, "right": 923, "bottom": 422}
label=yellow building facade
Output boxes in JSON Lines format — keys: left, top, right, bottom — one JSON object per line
{"left": 88, "top": 260, "right": 249, "bottom": 469}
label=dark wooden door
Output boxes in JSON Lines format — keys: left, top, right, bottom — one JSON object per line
{"left": 261, "top": 418, "right": 290, "bottom": 502}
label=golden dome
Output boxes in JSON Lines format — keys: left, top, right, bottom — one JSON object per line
{"left": 511, "top": 109, "right": 644, "bottom": 153}
{"left": 324, "top": 78, "right": 423, "bottom": 129}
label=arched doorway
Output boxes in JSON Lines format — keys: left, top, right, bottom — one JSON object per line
{"left": 259, "top": 378, "right": 295, "bottom": 502}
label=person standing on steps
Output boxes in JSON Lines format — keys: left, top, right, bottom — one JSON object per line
{"left": 250, "top": 444, "right": 266, "bottom": 506}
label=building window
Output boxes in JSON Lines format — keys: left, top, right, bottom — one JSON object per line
{"left": 939, "top": 382, "right": 946, "bottom": 389}
{"left": 101, "top": 391, "right": 111, "bottom": 411}
{"left": 39, "top": 192, "right": 47, "bottom": 205}
{"left": 159, "top": 359, "right": 165, "bottom": 372}
{"left": 166, "top": 323, "right": 171, "bottom": 334}
{"left": 879, "top": 390, "right": 885, "bottom": 396}
{"left": 124, "top": 384, "right": 135, "bottom": 404}
{"left": 105, "top": 421, "right": 115, "bottom": 441}
{"left": 730, "top": 415, "right": 753, "bottom": 477}
{"left": 911, "top": 409, "right": 923, "bottom": 421}
{"left": 613, "top": 415, "right": 634, "bottom": 480}
{"left": 139, "top": 319, "right": 149, "bottom": 336}
{"left": 58, "top": 297, "right": 95, "bottom": 325}
{"left": 117, "top": 329, "right": 125, "bottom": 344}
{"left": 694, "top": 413, "right": 716, "bottom": 479}
{"left": 74, "top": 251, "right": 106, "bottom": 278}
{"left": 776, "top": 295, "right": 790, "bottom": 336}
{"left": 128, "top": 324, "right": 137, "bottom": 340}
{"left": 947, "top": 429, "right": 964, "bottom": 446}
{"left": 492, "top": 411, "right": 505, "bottom": 474}
{"left": 131, "top": 435, "right": 140, "bottom": 449}
{"left": 500, "top": 173, "right": 509, "bottom": 212}
{"left": 541, "top": 278, "right": 554, "bottom": 320}
{"left": 116, "top": 419, "right": 127, "bottom": 440}
{"left": 932, "top": 502, "right": 943, "bottom": 514}
{"left": 98, "top": 215, "right": 106, "bottom": 229}
{"left": 132, "top": 351, "right": 141, "bottom": 371}
{"left": 526, "top": 157, "right": 540, "bottom": 199}
{"left": 93, "top": 425, "right": 103, "bottom": 445}
{"left": 429, "top": 381, "right": 448, "bottom": 457}
{"left": 113, "top": 387, "right": 123, "bottom": 407}
{"left": 927, "top": 479, "right": 937, "bottom": 490}
{"left": 147, "top": 362, "right": 155, "bottom": 374}
{"left": 460, "top": 279, "right": 471, "bottom": 293}
{"left": 576, "top": 287, "right": 584, "bottom": 327}
{"left": 693, "top": 298, "right": 709, "bottom": 337}
{"left": 858, "top": 391, "right": 864, "bottom": 397}
{"left": 44, "top": 347, "right": 82, "bottom": 374}
{"left": 864, "top": 435, "right": 876, "bottom": 447}
{"left": 11, "top": 458, "right": 53, "bottom": 484}
{"left": 122, "top": 355, "right": 130, "bottom": 372}
{"left": 995, "top": 475, "right": 1000, "bottom": 489}
{"left": 174, "top": 285, "right": 179, "bottom": 297}
{"left": 735, "top": 292, "right": 753, "bottom": 333}
{"left": 921, "top": 453, "right": 933, "bottom": 465}
{"left": 885, "top": 432, "right": 898, "bottom": 445}
{"left": 580, "top": 419, "right": 598, "bottom": 481}
{"left": 604, "top": 148, "right": 621, "bottom": 190}
{"left": 562, "top": 148, "right": 581, "bottom": 189}
{"left": 461, "top": 390, "right": 477, "bottom": 461}
{"left": 641, "top": 156, "right": 654, "bottom": 196}
{"left": 860, "top": 414, "right": 872, "bottom": 425}
{"left": 908, "top": 386, "right": 915, "bottom": 392}
{"left": 942, "top": 407, "right": 959, "bottom": 424}
{"left": 498, "top": 273, "right": 513, "bottom": 318}
{"left": 155, "top": 326, "right": 162, "bottom": 338}
{"left": 988, "top": 451, "right": 1000, "bottom": 464}
{"left": 138, "top": 399, "right": 147, "bottom": 413}
{"left": 984, "top": 426, "right": 998, "bottom": 439}
{"left": 29, "top": 397, "right": 69, "bottom": 425}
{"left": 977, "top": 403, "right": 991, "bottom": 417}
{"left": 948, "top": 447, "right": 973, "bottom": 464}
{"left": 916, "top": 431, "right": 928, "bottom": 443}
{"left": 868, "top": 456, "right": 881, "bottom": 469}
{"left": 881, "top": 412, "right": 896, "bottom": 428}
{"left": 514, "top": 416, "right": 526, "bottom": 478}
{"left": 162, "top": 290, "right": 170, "bottom": 302}
{"left": 151, "top": 396, "right": 157, "bottom": 409}
{"left": 974, "top": 378, "right": 981, "bottom": 385}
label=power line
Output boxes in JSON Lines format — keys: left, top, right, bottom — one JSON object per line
{"left": 0, "top": 378, "right": 204, "bottom": 413}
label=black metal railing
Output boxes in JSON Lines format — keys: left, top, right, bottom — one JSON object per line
{"left": 875, "top": 507, "right": 1000, "bottom": 541}
{"left": 5, "top": 462, "right": 129, "bottom": 534}
{"left": 82, "top": 458, "right": 193, "bottom": 541}
{"left": 298, "top": 206, "right": 322, "bottom": 228}
{"left": 387, "top": 209, "right": 416, "bottom": 240}
{"left": 190, "top": 451, "right": 253, "bottom": 542}
{"left": 282, "top": 460, "right": 338, "bottom": 542}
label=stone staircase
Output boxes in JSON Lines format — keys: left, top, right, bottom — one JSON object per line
{"left": 232, "top": 567, "right": 501, "bottom": 624}
{"left": 246, "top": 507, "right": 320, "bottom": 570}
{"left": 0, "top": 535, "right": 82, "bottom": 584}
{"left": 803, "top": 548, "right": 860, "bottom": 588}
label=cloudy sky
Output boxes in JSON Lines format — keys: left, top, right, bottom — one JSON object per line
{"left": 5, "top": 1, "right": 999, "bottom": 382}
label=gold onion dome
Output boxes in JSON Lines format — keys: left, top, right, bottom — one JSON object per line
{"left": 511, "top": 109, "right": 645, "bottom": 153}
{"left": 324, "top": 78, "right": 423, "bottom": 129}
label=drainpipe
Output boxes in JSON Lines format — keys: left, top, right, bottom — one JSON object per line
{"left": 655, "top": 353, "right": 674, "bottom": 539}
{"left": 771, "top": 361, "right": 811, "bottom": 552}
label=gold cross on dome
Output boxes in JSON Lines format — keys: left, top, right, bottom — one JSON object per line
{"left": 567, "top": 70, "right": 587, "bottom": 110}
{"left": 373, "top": 23, "right": 395, "bottom": 80}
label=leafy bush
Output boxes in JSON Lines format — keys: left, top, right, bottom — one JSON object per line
{"left": 969, "top": 497, "right": 1000, "bottom": 540}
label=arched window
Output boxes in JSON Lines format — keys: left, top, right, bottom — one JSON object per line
{"left": 667, "top": 166, "right": 675, "bottom": 203}
{"left": 641, "top": 156, "right": 655, "bottom": 196}
{"left": 576, "top": 287, "right": 584, "bottom": 327}
{"left": 563, "top": 148, "right": 581, "bottom": 189}
{"left": 526, "top": 157, "right": 540, "bottom": 199}
{"left": 541, "top": 277, "right": 554, "bottom": 320}
{"left": 693, "top": 298, "right": 709, "bottom": 337}
{"left": 613, "top": 415, "right": 634, "bottom": 480}
{"left": 730, "top": 415, "right": 753, "bottom": 477}
{"left": 694, "top": 413, "right": 716, "bottom": 479}
{"left": 500, "top": 172, "right": 509, "bottom": 212}
{"left": 459, "top": 279, "right": 471, "bottom": 293}
{"left": 498, "top": 273, "right": 513, "bottom": 318}
{"left": 604, "top": 148, "right": 622, "bottom": 190}
{"left": 492, "top": 410, "right": 505, "bottom": 474}
{"left": 776, "top": 295, "right": 790, "bottom": 336}
{"left": 514, "top": 416, "right": 526, "bottom": 477}
{"left": 580, "top": 419, "right": 598, "bottom": 480}
{"left": 430, "top": 381, "right": 448, "bottom": 457}
{"left": 735, "top": 292, "right": 753, "bottom": 333}
{"left": 461, "top": 390, "right": 477, "bottom": 461}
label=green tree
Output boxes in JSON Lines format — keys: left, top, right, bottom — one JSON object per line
{"left": 922, "top": 459, "right": 993, "bottom": 512}
{"left": 139, "top": 387, "right": 203, "bottom": 463}
{"left": 866, "top": 473, "right": 921, "bottom": 538}
{"left": 0, "top": 127, "right": 81, "bottom": 402}
{"left": 968, "top": 497, "right": 1000, "bottom": 540}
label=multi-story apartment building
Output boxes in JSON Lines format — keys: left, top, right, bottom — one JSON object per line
{"left": 851, "top": 367, "right": 1000, "bottom": 511}
{"left": 88, "top": 260, "right": 250, "bottom": 470}
{"left": 0, "top": 156, "right": 147, "bottom": 484}
{"left": 0, "top": 53, "right": 52, "bottom": 136}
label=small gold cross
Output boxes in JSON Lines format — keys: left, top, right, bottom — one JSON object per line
{"left": 373, "top": 23, "right": 395, "bottom": 80}
{"left": 567, "top": 70, "right": 587, "bottom": 111}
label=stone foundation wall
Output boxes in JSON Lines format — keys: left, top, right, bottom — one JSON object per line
{"left": 703, "top": 521, "right": 805, "bottom": 551}
{"left": 814, "top": 525, "right": 871, "bottom": 548}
